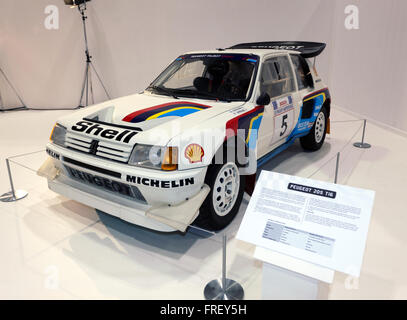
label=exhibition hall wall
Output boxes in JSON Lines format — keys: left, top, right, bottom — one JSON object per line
{"left": 329, "top": 0, "right": 407, "bottom": 133}
{"left": 0, "top": 0, "right": 406, "bottom": 132}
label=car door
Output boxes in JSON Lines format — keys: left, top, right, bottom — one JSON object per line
{"left": 289, "top": 53, "right": 316, "bottom": 123}
{"left": 257, "top": 54, "right": 297, "bottom": 158}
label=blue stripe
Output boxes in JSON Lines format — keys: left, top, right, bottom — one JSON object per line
{"left": 247, "top": 116, "right": 263, "bottom": 149}
{"left": 156, "top": 108, "right": 201, "bottom": 118}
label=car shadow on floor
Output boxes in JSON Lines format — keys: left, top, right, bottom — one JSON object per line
{"left": 59, "top": 140, "right": 334, "bottom": 291}
{"left": 95, "top": 209, "right": 210, "bottom": 257}
{"left": 257, "top": 140, "right": 332, "bottom": 177}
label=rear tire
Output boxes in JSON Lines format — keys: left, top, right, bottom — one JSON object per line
{"left": 195, "top": 161, "right": 245, "bottom": 231}
{"left": 300, "top": 105, "right": 328, "bottom": 151}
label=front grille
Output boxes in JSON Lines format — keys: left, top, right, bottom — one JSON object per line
{"left": 65, "top": 132, "right": 133, "bottom": 163}
{"left": 64, "top": 164, "right": 147, "bottom": 204}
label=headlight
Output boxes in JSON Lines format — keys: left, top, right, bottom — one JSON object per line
{"left": 129, "top": 144, "right": 178, "bottom": 171}
{"left": 50, "top": 123, "right": 66, "bottom": 147}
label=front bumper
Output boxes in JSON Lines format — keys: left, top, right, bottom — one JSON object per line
{"left": 44, "top": 143, "right": 209, "bottom": 232}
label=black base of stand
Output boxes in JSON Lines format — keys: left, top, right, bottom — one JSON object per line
{"left": 353, "top": 142, "right": 371, "bottom": 149}
{"left": 0, "top": 190, "right": 28, "bottom": 202}
{"left": 0, "top": 106, "right": 28, "bottom": 112}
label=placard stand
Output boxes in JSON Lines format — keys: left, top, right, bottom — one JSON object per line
{"left": 203, "top": 234, "right": 244, "bottom": 300}
{"left": 353, "top": 119, "right": 371, "bottom": 149}
{"left": 0, "top": 158, "right": 28, "bottom": 202}
{"left": 254, "top": 247, "right": 334, "bottom": 300}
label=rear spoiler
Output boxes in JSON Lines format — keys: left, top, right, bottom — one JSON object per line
{"left": 227, "top": 41, "right": 326, "bottom": 58}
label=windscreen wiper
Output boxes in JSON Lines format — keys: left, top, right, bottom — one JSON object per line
{"left": 147, "top": 86, "right": 179, "bottom": 99}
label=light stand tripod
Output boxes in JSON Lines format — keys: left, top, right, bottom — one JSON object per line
{"left": 77, "top": 3, "right": 110, "bottom": 108}
{"left": 0, "top": 66, "right": 27, "bottom": 111}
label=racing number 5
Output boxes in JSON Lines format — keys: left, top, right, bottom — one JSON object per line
{"left": 280, "top": 114, "right": 288, "bottom": 136}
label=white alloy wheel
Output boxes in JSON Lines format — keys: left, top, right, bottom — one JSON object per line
{"left": 315, "top": 111, "right": 326, "bottom": 144}
{"left": 212, "top": 162, "right": 240, "bottom": 217}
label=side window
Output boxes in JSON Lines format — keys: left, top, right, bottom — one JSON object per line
{"left": 260, "top": 56, "right": 294, "bottom": 98}
{"left": 290, "top": 54, "right": 310, "bottom": 90}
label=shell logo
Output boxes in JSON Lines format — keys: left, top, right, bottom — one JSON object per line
{"left": 185, "top": 144, "right": 204, "bottom": 163}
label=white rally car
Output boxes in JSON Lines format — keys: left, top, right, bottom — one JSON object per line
{"left": 43, "top": 41, "right": 331, "bottom": 232}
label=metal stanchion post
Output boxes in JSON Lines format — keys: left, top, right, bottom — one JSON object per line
{"left": 353, "top": 119, "right": 371, "bottom": 149}
{"left": 204, "top": 234, "right": 244, "bottom": 300}
{"left": 0, "top": 158, "right": 28, "bottom": 202}
{"left": 334, "top": 152, "right": 340, "bottom": 184}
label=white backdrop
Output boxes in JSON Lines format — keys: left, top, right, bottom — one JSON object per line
{"left": 0, "top": 0, "right": 406, "bottom": 132}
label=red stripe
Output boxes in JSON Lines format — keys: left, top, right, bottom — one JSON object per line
{"left": 122, "top": 101, "right": 212, "bottom": 122}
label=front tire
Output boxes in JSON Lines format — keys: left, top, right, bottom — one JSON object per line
{"left": 300, "top": 105, "right": 328, "bottom": 151}
{"left": 195, "top": 161, "right": 245, "bottom": 231}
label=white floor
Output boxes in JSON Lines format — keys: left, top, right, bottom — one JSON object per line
{"left": 0, "top": 107, "right": 406, "bottom": 299}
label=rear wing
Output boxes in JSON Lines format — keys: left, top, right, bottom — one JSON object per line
{"left": 228, "top": 41, "right": 326, "bottom": 58}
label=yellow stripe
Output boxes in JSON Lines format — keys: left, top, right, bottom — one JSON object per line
{"left": 146, "top": 107, "right": 203, "bottom": 120}
{"left": 304, "top": 92, "right": 326, "bottom": 103}
{"left": 245, "top": 113, "right": 264, "bottom": 144}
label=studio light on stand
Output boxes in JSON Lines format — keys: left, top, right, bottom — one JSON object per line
{"left": 64, "top": 0, "right": 110, "bottom": 108}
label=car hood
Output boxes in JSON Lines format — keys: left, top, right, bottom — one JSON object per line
{"left": 57, "top": 92, "right": 245, "bottom": 146}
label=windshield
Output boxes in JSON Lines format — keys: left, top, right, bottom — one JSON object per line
{"left": 147, "top": 53, "right": 259, "bottom": 102}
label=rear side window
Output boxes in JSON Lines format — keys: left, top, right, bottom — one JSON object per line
{"left": 290, "top": 54, "right": 310, "bottom": 90}
{"left": 260, "top": 55, "right": 294, "bottom": 98}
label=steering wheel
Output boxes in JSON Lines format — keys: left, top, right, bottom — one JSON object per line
{"left": 219, "top": 78, "right": 244, "bottom": 98}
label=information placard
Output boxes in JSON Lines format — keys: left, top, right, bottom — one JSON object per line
{"left": 237, "top": 171, "right": 375, "bottom": 277}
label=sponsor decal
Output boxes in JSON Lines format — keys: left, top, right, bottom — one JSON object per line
{"left": 126, "top": 175, "right": 194, "bottom": 188}
{"left": 184, "top": 144, "right": 204, "bottom": 163}
{"left": 296, "top": 121, "right": 312, "bottom": 131}
{"left": 248, "top": 45, "right": 305, "bottom": 50}
{"left": 189, "top": 54, "right": 222, "bottom": 59}
{"left": 66, "top": 166, "right": 134, "bottom": 198}
{"left": 274, "top": 104, "right": 294, "bottom": 117}
{"left": 183, "top": 53, "right": 259, "bottom": 62}
{"left": 272, "top": 96, "right": 294, "bottom": 116}
{"left": 71, "top": 121, "right": 138, "bottom": 143}
{"left": 271, "top": 45, "right": 304, "bottom": 50}
{"left": 229, "top": 106, "right": 246, "bottom": 115}
{"left": 46, "top": 148, "right": 60, "bottom": 160}
{"left": 122, "top": 101, "right": 212, "bottom": 123}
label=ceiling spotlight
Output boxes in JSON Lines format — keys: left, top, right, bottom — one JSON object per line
{"left": 63, "top": 0, "right": 91, "bottom": 7}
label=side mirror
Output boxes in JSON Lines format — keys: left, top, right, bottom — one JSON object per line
{"left": 256, "top": 92, "right": 270, "bottom": 106}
